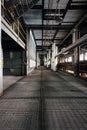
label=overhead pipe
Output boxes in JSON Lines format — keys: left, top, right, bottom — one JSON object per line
{"left": 59, "top": 13, "right": 87, "bottom": 47}
{"left": 55, "top": 34, "right": 87, "bottom": 57}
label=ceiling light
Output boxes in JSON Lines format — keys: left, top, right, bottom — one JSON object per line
{"left": 45, "top": 13, "right": 63, "bottom": 16}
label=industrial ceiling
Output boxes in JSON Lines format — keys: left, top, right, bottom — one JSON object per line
{"left": 4, "top": 0, "right": 87, "bottom": 52}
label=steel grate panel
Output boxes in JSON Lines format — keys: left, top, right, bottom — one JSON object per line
{"left": 44, "top": 110, "right": 87, "bottom": 130}
{"left": 2, "top": 91, "right": 40, "bottom": 99}
{"left": 0, "top": 99, "right": 39, "bottom": 112}
{"left": 45, "top": 99, "right": 87, "bottom": 110}
{"left": 0, "top": 112, "right": 39, "bottom": 130}
{"left": 43, "top": 84, "right": 82, "bottom": 91}
{"left": 0, "top": 67, "right": 87, "bottom": 130}
{"left": 15, "top": 82, "right": 41, "bottom": 91}
{"left": 44, "top": 91, "right": 87, "bottom": 98}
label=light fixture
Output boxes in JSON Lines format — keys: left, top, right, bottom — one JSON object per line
{"left": 45, "top": 13, "right": 63, "bottom": 16}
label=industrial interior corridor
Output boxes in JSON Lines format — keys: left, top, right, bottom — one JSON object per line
{"left": 0, "top": 67, "right": 87, "bottom": 130}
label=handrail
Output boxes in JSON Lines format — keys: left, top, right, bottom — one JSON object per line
{"left": 1, "top": 2, "right": 26, "bottom": 43}
{"left": 1, "top": 3, "right": 6, "bottom": 10}
{"left": 1, "top": 17, "right": 25, "bottom": 49}
{"left": 19, "top": 22, "right": 26, "bottom": 35}
{"left": 14, "top": 22, "right": 26, "bottom": 41}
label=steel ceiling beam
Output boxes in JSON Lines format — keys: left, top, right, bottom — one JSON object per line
{"left": 52, "top": 0, "right": 72, "bottom": 41}
{"left": 69, "top": 5, "right": 87, "bottom": 10}
{"left": 36, "top": 45, "right": 51, "bottom": 48}
{"left": 59, "top": 13, "right": 87, "bottom": 47}
{"left": 35, "top": 38, "right": 62, "bottom": 41}
{"left": 27, "top": 25, "right": 72, "bottom": 30}
{"left": 44, "top": 9, "right": 64, "bottom": 15}
{"left": 32, "top": 5, "right": 43, "bottom": 9}
{"left": 72, "top": 1, "right": 87, "bottom": 3}
{"left": 44, "top": 16, "right": 63, "bottom": 20}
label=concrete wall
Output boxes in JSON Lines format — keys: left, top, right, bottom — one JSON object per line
{"left": 26, "top": 29, "right": 37, "bottom": 74}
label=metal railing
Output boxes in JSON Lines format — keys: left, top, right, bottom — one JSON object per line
{"left": 1, "top": 2, "right": 26, "bottom": 43}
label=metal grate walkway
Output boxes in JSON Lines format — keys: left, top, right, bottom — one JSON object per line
{"left": 0, "top": 67, "right": 87, "bottom": 130}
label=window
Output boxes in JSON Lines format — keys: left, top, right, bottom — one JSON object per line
{"left": 65, "top": 57, "right": 68, "bottom": 62}
{"left": 85, "top": 52, "right": 87, "bottom": 60}
{"left": 80, "top": 53, "right": 84, "bottom": 61}
{"left": 68, "top": 56, "right": 72, "bottom": 62}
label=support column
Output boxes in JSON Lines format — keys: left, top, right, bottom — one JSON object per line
{"left": 36, "top": 50, "right": 37, "bottom": 68}
{"left": 51, "top": 43, "right": 57, "bottom": 71}
{"left": 0, "top": 4, "right": 3, "bottom": 96}
{"left": 0, "top": 44, "right": 3, "bottom": 96}
{"left": 56, "top": 47, "right": 60, "bottom": 70}
{"left": 22, "top": 50, "right": 26, "bottom": 76}
{"left": 36, "top": 51, "right": 40, "bottom": 68}
{"left": 49, "top": 49, "right": 51, "bottom": 68}
{"left": 44, "top": 54, "right": 47, "bottom": 67}
{"left": 46, "top": 49, "right": 51, "bottom": 68}
{"left": 72, "top": 28, "right": 79, "bottom": 76}
{"left": 26, "top": 28, "right": 30, "bottom": 75}
{"left": 47, "top": 51, "right": 49, "bottom": 68}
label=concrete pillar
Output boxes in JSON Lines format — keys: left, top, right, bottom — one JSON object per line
{"left": 46, "top": 52, "right": 48, "bottom": 68}
{"left": 0, "top": 5, "right": 3, "bottom": 96}
{"left": 46, "top": 49, "right": 51, "bottom": 68}
{"left": 72, "top": 28, "right": 79, "bottom": 76}
{"left": 22, "top": 50, "right": 26, "bottom": 75}
{"left": 36, "top": 51, "right": 40, "bottom": 68}
{"left": 0, "top": 46, "right": 3, "bottom": 96}
{"left": 44, "top": 54, "right": 47, "bottom": 67}
{"left": 47, "top": 50, "right": 49, "bottom": 68}
{"left": 51, "top": 43, "right": 57, "bottom": 71}
{"left": 49, "top": 49, "right": 51, "bottom": 67}
{"left": 26, "top": 28, "right": 30, "bottom": 75}
{"left": 36, "top": 50, "right": 37, "bottom": 68}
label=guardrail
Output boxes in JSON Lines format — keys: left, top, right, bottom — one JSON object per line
{"left": 1, "top": 2, "right": 26, "bottom": 44}
{"left": 57, "top": 62, "right": 87, "bottom": 77}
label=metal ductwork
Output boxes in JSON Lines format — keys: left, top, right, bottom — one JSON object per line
{"left": 55, "top": 34, "right": 87, "bottom": 57}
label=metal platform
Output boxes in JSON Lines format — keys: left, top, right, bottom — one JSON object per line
{"left": 0, "top": 67, "right": 87, "bottom": 130}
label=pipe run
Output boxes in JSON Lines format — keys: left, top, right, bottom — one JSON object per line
{"left": 59, "top": 14, "right": 87, "bottom": 47}
{"left": 55, "top": 34, "right": 87, "bottom": 58}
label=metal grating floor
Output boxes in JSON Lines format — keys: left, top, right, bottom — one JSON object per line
{"left": 44, "top": 110, "right": 87, "bottom": 130}
{"left": 0, "top": 67, "right": 87, "bottom": 130}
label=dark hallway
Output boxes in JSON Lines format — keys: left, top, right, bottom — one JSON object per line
{"left": 0, "top": 67, "right": 87, "bottom": 130}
